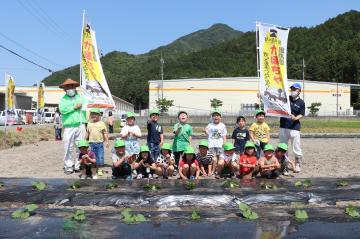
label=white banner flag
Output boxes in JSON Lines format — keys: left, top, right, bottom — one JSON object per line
{"left": 81, "top": 16, "right": 115, "bottom": 109}
{"left": 257, "top": 23, "right": 291, "bottom": 117}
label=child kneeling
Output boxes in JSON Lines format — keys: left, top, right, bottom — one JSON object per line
{"left": 78, "top": 140, "right": 97, "bottom": 179}
{"left": 178, "top": 146, "right": 200, "bottom": 180}
{"left": 156, "top": 143, "right": 175, "bottom": 179}
{"left": 274, "top": 143, "right": 297, "bottom": 176}
{"left": 239, "top": 141, "right": 259, "bottom": 179}
{"left": 216, "top": 142, "right": 239, "bottom": 179}
{"left": 135, "top": 145, "right": 160, "bottom": 179}
{"left": 112, "top": 139, "right": 132, "bottom": 180}
{"left": 259, "top": 144, "right": 281, "bottom": 179}
{"left": 196, "top": 140, "right": 214, "bottom": 177}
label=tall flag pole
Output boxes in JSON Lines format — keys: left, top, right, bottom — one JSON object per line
{"left": 257, "top": 22, "right": 292, "bottom": 117}
{"left": 80, "top": 12, "right": 115, "bottom": 109}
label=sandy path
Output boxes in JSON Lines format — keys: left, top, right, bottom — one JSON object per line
{"left": 0, "top": 138, "right": 359, "bottom": 179}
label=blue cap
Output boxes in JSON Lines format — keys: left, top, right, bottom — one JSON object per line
{"left": 290, "top": 83, "right": 302, "bottom": 89}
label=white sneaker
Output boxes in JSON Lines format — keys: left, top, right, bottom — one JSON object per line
{"left": 92, "top": 175, "right": 98, "bottom": 179}
{"left": 283, "top": 168, "right": 290, "bottom": 176}
{"left": 294, "top": 163, "right": 301, "bottom": 173}
{"left": 136, "top": 174, "right": 143, "bottom": 179}
{"left": 80, "top": 174, "right": 86, "bottom": 179}
{"left": 148, "top": 174, "right": 153, "bottom": 179}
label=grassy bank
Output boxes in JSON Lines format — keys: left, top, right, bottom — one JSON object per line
{"left": 0, "top": 127, "right": 54, "bottom": 150}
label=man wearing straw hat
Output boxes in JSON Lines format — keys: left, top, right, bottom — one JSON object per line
{"left": 59, "top": 78, "right": 87, "bottom": 174}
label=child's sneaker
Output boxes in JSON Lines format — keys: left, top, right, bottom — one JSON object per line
{"left": 126, "top": 175, "right": 132, "bottom": 181}
{"left": 92, "top": 175, "right": 98, "bottom": 179}
{"left": 189, "top": 176, "right": 195, "bottom": 180}
{"left": 294, "top": 163, "right": 301, "bottom": 173}
{"left": 97, "top": 170, "right": 103, "bottom": 176}
{"left": 282, "top": 168, "right": 290, "bottom": 176}
{"left": 136, "top": 174, "right": 143, "bottom": 179}
{"left": 148, "top": 174, "right": 153, "bottom": 179}
{"left": 79, "top": 174, "right": 86, "bottom": 179}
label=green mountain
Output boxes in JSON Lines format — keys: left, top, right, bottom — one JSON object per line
{"left": 44, "top": 10, "right": 360, "bottom": 109}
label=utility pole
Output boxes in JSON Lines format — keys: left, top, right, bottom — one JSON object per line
{"left": 160, "top": 55, "right": 165, "bottom": 99}
{"left": 302, "top": 58, "right": 305, "bottom": 100}
{"left": 336, "top": 77, "right": 339, "bottom": 117}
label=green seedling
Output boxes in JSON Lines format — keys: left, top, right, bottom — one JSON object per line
{"left": 222, "top": 180, "right": 239, "bottom": 188}
{"left": 71, "top": 209, "right": 86, "bottom": 222}
{"left": 185, "top": 181, "right": 196, "bottom": 190}
{"left": 294, "top": 179, "right": 312, "bottom": 188}
{"left": 295, "top": 209, "right": 309, "bottom": 222}
{"left": 62, "top": 219, "right": 78, "bottom": 231}
{"left": 0, "top": 182, "right": 4, "bottom": 188}
{"left": 143, "top": 183, "right": 161, "bottom": 191}
{"left": 337, "top": 179, "right": 349, "bottom": 187}
{"left": 121, "top": 208, "right": 146, "bottom": 223}
{"left": 238, "top": 202, "right": 258, "bottom": 220}
{"left": 69, "top": 181, "right": 81, "bottom": 190}
{"left": 11, "top": 204, "right": 38, "bottom": 219}
{"left": 345, "top": 205, "right": 360, "bottom": 218}
{"left": 191, "top": 210, "right": 201, "bottom": 220}
{"left": 260, "top": 182, "right": 278, "bottom": 190}
{"left": 105, "top": 182, "right": 119, "bottom": 190}
{"left": 32, "top": 181, "right": 46, "bottom": 191}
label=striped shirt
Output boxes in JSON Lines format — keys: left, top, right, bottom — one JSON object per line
{"left": 196, "top": 152, "right": 213, "bottom": 165}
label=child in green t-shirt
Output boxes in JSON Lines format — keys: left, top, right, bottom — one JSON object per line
{"left": 172, "top": 111, "right": 193, "bottom": 167}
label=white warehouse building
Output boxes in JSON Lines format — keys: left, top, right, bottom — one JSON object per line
{"left": 149, "top": 77, "right": 355, "bottom": 116}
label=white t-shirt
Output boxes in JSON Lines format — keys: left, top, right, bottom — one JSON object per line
{"left": 220, "top": 153, "right": 239, "bottom": 162}
{"left": 120, "top": 125, "right": 142, "bottom": 141}
{"left": 206, "top": 122, "right": 227, "bottom": 148}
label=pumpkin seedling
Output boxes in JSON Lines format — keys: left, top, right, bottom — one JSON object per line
{"left": 337, "top": 179, "right": 349, "bottom": 187}
{"left": 143, "top": 183, "right": 161, "bottom": 191}
{"left": 294, "top": 179, "right": 312, "bottom": 188}
{"left": 260, "top": 182, "right": 278, "bottom": 190}
{"left": 105, "top": 182, "right": 119, "bottom": 190}
{"left": 295, "top": 209, "right": 308, "bottom": 222}
{"left": 345, "top": 205, "right": 360, "bottom": 218}
{"left": 238, "top": 202, "right": 258, "bottom": 220}
{"left": 121, "top": 208, "right": 146, "bottom": 223}
{"left": 71, "top": 209, "right": 86, "bottom": 222}
{"left": 222, "top": 180, "right": 239, "bottom": 188}
{"left": 191, "top": 210, "right": 201, "bottom": 220}
{"left": 32, "top": 181, "right": 46, "bottom": 191}
{"left": 185, "top": 181, "right": 196, "bottom": 190}
{"left": 69, "top": 181, "right": 81, "bottom": 190}
{"left": 11, "top": 204, "right": 38, "bottom": 219}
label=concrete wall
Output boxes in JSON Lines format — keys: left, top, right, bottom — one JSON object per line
{"left": 149, "top": 77, "right": 353, "bottom": 116}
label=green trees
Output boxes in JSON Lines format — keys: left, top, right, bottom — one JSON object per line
{"left": 44, "top": 11, "right": 360, "bottom": 110}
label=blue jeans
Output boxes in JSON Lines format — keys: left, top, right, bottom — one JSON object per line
{"left": 55, "top": 128, "right": 62, "bottom": 140}
{"left": 148, "top": 142, "right": 160, "bottom": 160}
{"left": 90, "top": 142, "right": 104, "bottom": 166}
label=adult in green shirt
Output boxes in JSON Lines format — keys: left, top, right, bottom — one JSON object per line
{"left": 59, "top": 79, "right": 87, "bottom": 174}
{"left": 172, "top": 111, "right": 193, "bottom": 166}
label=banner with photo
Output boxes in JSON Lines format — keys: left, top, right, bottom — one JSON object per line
{"left": 257, "top": 22, "right": 291, "bottom": 117}
{"left": 5, "top": 74, "right": 16, "bottom": 125}
{"left": 81, "top": 16, "right": 115, "bottom": 109}
{"left": 37, "top": 82, "right": 45, "bottom": 123}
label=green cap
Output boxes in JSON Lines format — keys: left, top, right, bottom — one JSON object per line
{"left": 90, "top": 108, "right": 101, "bottom": 114}
{"left": 211, "top": 109, "right": 222, "bottom": 116}
{"left": 149, "top": 109, "right": 160, "bottom": 116}
{"left": 244, "top": 141, "right": 256, "bottom": 149}
{"left": 140, "top": 145, "right": 150, "bottom": 152}
{"left": 277, "top": 143, "right": 288, "bottom": 151}
{"left": 161, "top": 143, "right": 172, "bottom": 151}
{"left": 184, "top": 146, "right": 196, "bottom": 154}
{"left": 255, "top": 109, "right": 266, "bottom": 117}
{"left": 114, "top": 139, "right": 125, "bottom": 148}
{"left": 223, "top": 142, "right": 235, "bottom": 151}
{"left": 126, "top": 112, "right": 135, "bottom": 119}
{"left": 78, "top": 139, "right": 89, "bottom": 148}
{"left": 263, "top": 144, "right": 275, "bottom": 152}
{"left": 199, "top": 140, "right": 209, "bottom": 148}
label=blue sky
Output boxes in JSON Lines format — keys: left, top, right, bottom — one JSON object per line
{"left": 0, "top": 0, "right": 359, "bottom": 86}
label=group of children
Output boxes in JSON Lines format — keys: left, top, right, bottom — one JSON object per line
{"left": 76, "top": 108, "right": 298, "bottom": 180}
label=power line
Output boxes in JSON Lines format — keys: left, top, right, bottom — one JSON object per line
{"left": 0, "top": 32, "right": 64, "bottom": 68}
{"left": 0, "top": 44, "right": 53, "bottom": 72}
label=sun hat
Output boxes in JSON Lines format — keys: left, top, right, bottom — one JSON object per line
{"left": 59, "top": 78, "right": 80, "bottom": 89}
{"left": 114, "top": 139, "right": 125, "bottom": 148}
{"left": 223, "top": 142, "right": 235, "bottom": 151}
{"left": 263, "top": 144, "right": 275, "bottom": 152}
{"left": 199, "top": 140, "right": 209, "bottom": 148}
{"left": 78, "top": 139, "right": 89, "bottom": 148}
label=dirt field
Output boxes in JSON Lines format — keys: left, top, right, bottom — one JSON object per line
{"left": 0, "top": 138, "right": 359, "bottom": 179}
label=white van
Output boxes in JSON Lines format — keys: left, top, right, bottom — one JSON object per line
{"left": 44, "top": 112, "right": 55, "bottom": 123}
